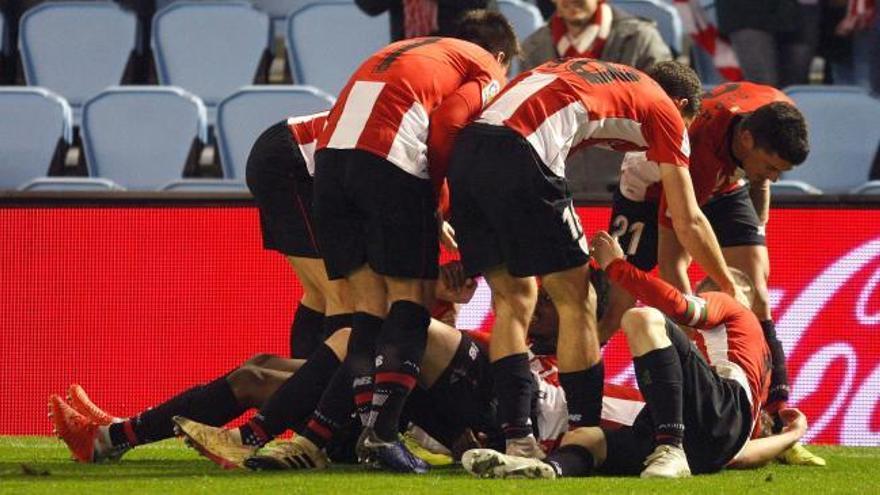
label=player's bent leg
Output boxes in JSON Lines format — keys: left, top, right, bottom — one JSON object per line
{"left": 227, "top": 365, "right": 293, "bottom": 409}
{"left": 544, "top": 265, "right": 604, "bottom": 429}
{"left": 621, "top": 309, "right": 690, "bottom": 478}
{"left": 484, "top": 267, "right": 543, "bottom": 458}
{"left": 598, "top": 281, "right": 636, "bottom": 344}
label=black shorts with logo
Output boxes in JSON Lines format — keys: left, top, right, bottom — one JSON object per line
{"left": 448, "top": 123, "right": 590, "bottom": 278}
{"left": 313, "top": 148, "right": 439, "bottom": 280}
{"left": 245, "top": 121, "right": 320, "bottom": 258}
{"left": 609, "top": 184, "right": 766, "bottom": 271}
{"left": 600, "top": 317, "right": 753, "bottom": 475}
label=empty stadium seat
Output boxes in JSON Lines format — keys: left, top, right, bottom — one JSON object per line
{"left": 216, "top": 85, "right": 334, "bottom": 180}
{"left": 851, "top": 180, "right": 880, "bottom": 195}
{"left": 498, "top": 0, "right": 543, "bottom": 41}
{"left": 0, "top": 88, "right": 72, "bottom": 190}
{"left": 610, "top": 0, "right": 683, "bottom": 54}
{"left": 286, "top": 1, "right": 389, "bottom": 95}
{"left": 152, "top": 1, "right": 271, "bottom": 118}
{"left": 18, "top": 2, "right": 138, "bottom": 122}
{"left": 770, "top": 180, "right": 823, "bottom": 196}
{"left": 80, "top": 87, "right": 210, "bottom": 190}
{"left": 252, "top": 0, "right": 351, "bottom": 39}
{"left": 782, "top": 85, "right": 880, "bottom": 193}
{"left": 19, "top": 177, "right": 121, "bottom": 191}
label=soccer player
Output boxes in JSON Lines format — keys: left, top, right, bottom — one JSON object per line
{"left": 245, "top": 111, "right": 353, "bottom": 359}
{"left": 462, "top": 231, "right": 808, "bottom": 479}
{"left": 305, "top": 10, "right": 517, "bottom": 472}
{"left": 446, "top": 59, "right": 739, "bottom": 458}
{"left": 598, "top": 82, "right": 820, "bottom": 465}
{"left": 48, "top": 261, "right": 478, "bottom": 465}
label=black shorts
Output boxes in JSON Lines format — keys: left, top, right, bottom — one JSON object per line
{"left": 313, "top": 148, "right": 439, "bottom": 280}
{"left": 608, "top": 188, "right": 660, "bottom": 271}
{"left": 448, "top": 124, "right": 590, "bottom": 278}
{"left": 245, "top": 121, "right": 320, "bottom": 258}
{"left": 702, "top": 186, "right": 766, "bottom": 248}
{"left": 609, "top": 185, "right": 765, "bottom": 271}
{"left": 601, "top": 318, "right": 753, "bottom": 475}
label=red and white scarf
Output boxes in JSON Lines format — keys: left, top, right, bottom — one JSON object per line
{"left": 550, "top": 2, "right": 613, "bottom": 59}
{"left": 672, "top": 0, "right": 743, "bottom": 81}
{"left": 404, "top": 0, "right": 438, "bottom": 38}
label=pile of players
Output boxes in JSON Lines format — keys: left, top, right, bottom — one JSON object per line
{"left": 50, "top": 9, "right": 827, "bottom": 479}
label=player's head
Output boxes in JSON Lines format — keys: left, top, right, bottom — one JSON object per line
{"left": 451, "top": 10, "right": 519, "bottom": 69}
{"left": 738, "top": 102, "right": 809, "bottom": 183}
{"left": 695, "top": 267, "right": 756, "bottom": 310}
{"left": 553, "top": 0, "right": 601, "bottom": 22}
{"left": 646, "top": 61, "right": 702, "bottom": 126}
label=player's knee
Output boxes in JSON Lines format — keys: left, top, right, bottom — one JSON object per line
{"left": 243, "top": 353, "right": 276, "bottom": 368}
{"left": 227, "top": 365, "right": 265, "bottom": 406}
{"left": 620, "top": 307, "right": 664, "bottom": 338}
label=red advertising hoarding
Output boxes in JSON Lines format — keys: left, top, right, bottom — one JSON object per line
{"left": 1, "top": 204, "right": 878, "bottom": 446}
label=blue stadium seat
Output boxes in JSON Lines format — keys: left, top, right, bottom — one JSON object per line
{"left": 252, "top": 0, "right": 351, "bottom": 40}
{"left": 19, "top": 177, "right": 121, "bottom": 191}
{"left": 770, "top": 180, "right": 823, "bottom": 196}
{"left": 18, "top": 2, "right": 137, "bottom": 123}
{"left": 498, "top": 0, "right": 543, "bottom": 41}
{"left": 286, "top": 1, "right": 389, "bottom": 95}
{"left": 0, "top": 88, "right": 72, "bottom": 190}
{"left": 782, "top": 85, "right": 880, "bottom": 193}
{"left": 152, "top": 1, "right": 271, "bottom": 117}
{"left": 80, "top": 87, "right": 210, "bottom": 190}
{"left": 852, "top": 180, "right": 880, "bottom": 195}
{"left": 216, "top": 85, "right": 334, "bottom": 180}
{"left": 610, "top": 0, "right": 683, "bottom": 54}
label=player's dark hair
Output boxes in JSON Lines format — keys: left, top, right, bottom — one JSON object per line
{"left": 646, "top": 61, "right": 702, "bottom": 119}
{"left": 742, "top": 102, "right": 809, "bottom": 165}
{"left": 451, "top": 9, "right": 520, "bottom": 64}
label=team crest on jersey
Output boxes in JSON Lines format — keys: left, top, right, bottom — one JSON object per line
{"left": 482, "top": 80, "right": 501, "bottom": 107}
{"left": 680, "top": 127, "right": 691, "bottom": 157}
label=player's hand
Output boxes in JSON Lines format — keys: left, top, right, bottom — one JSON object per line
{"left": 778, "top": 408, "right": 808, "bottom": 439}
{"left": 590, "top": 231, "right": 625, "bottom": 270}
{"left": 437, "top": 260, "right": 477, "bottom": 304}
{"left": 440, "top": 220, "right": 458, "bottom": 253}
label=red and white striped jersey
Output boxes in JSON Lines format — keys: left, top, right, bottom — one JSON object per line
{"left": 477, "top": 58, "right": 690, "bottom": 177}
{"left": 606, "top": 258, "right": 771, "bottom": 436}
{"left": 317, "top": 37, "right": 505, "bottom": 184}
{"left": 286, "top": 111, "right": 329, "bottom": 177}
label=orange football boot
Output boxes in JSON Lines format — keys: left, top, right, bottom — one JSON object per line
{"left": 67, "top": 384, "right": 119, "bottom": 426}
{"left": 49, "top": 394, "right": 99, "bottom": 463}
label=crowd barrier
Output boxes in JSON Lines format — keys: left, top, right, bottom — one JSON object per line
{"left": 1, "top": 194, "right": 878, "bottom": 446}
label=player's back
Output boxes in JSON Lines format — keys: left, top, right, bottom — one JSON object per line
{"left": 318, "top": 37, "right": 504, "bottom": 179}
{"left": 479, "top": 58, "right": 688, "bottom": 177}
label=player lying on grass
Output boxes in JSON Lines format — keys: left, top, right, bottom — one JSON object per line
{"left": 462, "top": 231, "right": 810, "bottom": 479}
{"left": 49, "top": 261, "right": 478, "bottom": 466}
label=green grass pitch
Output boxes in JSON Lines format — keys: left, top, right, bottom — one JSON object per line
{"left": 0, "top": 437, "right": 876, "bottom": 494}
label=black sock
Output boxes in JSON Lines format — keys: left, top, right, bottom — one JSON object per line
{"left": 322, "top": 313, "right": 353, "bottom": 338}
{"left": 253, "top": 343, "right": 342, "bottom": 437}
{"left": 300, "top": 367, "right": 355, "bottom": 449}
{"left": 558, "top": 361, "right": 605, "bottom": 428}
{"left": 127, "top": 374, "right": 246, "bottom": 444}
{"left": 349, "top": 312, "right": 384, "bottom": 426}
{"left": 491, "top": 353, "right": 535, "bottom": 441}
{"left": 761, "top": 319, "right": 790, "bottom": 409}
{"left": 108, "top": 421, "right": 139, "bottom": 449}
{"left": 544, "top": 444, "right": 595, "bottom": 477}
{"left": 371, "top": 300, "right": 430, "bottom": 441}
{"left": 238, "top": 415, "right": 271, "bottom": 447}
{"left": 633, "top": 346, "right": 684, "bottom": 447}
{"left": 291, "top": 304, "right": 325, "bottom": 358}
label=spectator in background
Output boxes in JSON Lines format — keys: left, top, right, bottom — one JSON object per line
{"left": 355, "top": 0, "right": 497, "bottom": 41}
{"left": 716, "top": 0, "right": 821, "bottom": 87}
{"left": 520, "top": 0, "right": 672, "bottom": 73}
{"left": 822, "top": 0, "right": 877, "bottom": 92}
